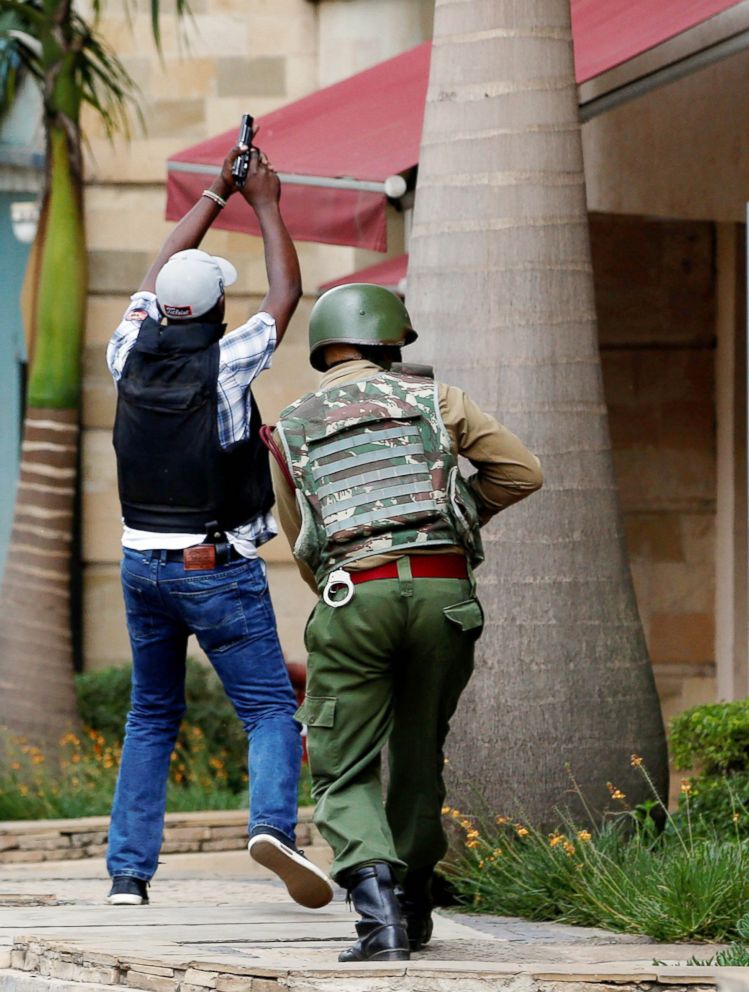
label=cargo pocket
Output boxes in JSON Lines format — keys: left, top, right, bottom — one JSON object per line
{"left": 443, "top": 598, "right": 484, "bottom": 638}
{"left": 294, "top": 695, "right": 338, "bottom": 781}
{"left": 295, "top": 695, "right": 336, "bottom": 728}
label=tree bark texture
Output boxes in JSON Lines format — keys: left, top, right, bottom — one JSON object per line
{"left": 406, "top": 0, "right": 669, "bottom": 825}
{"left": 0, "top": 408, "right": 79, "bottom": 746}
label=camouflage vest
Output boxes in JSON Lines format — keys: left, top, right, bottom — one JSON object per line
{"left": 276, "top": 370, "right": 484, "bottom": 586}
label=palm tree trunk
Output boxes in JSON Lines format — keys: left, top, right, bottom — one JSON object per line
{"left": 406, "top": 0, "right": 668, "bottom": 825}
{"left": 0, "top": 409, "right": 79, "bottom": 743}
{"left": 0, "top": 120, "right": 84, "bottom": 748}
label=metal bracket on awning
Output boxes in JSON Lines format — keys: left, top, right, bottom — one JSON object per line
{"left": 167, "top": 160, "right": 408, "bottom": 199}
{"left": 579, "top": 25, "right": 749, "bottom": 121}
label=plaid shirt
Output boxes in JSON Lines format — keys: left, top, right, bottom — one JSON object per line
{"left": 107, "top": 291, "right": 278, "bottom": 551}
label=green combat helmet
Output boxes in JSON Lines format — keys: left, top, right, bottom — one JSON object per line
{"left": 309, "top": 283, "right": 418, "bottom": 371}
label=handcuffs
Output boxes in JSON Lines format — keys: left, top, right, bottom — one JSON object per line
{"left": 322, "top": 568, "right": 355, "bottom": 608}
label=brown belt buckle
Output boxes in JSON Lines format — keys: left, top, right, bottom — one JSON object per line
{"left": 183, "top": 545, "right": 216, "bottom": 570}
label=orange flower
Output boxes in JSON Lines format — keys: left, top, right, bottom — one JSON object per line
{"left": 607, "top": 782, "right": 626, "bottom": 800}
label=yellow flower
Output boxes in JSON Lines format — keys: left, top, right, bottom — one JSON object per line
{"left": 680, "top": 779, "right": 692, "bottom": 795}
{"left": 466, "top": 829, "right": 480, "bottom": 840}
{"left": 563, "top": 841, "right": 575, "bottom": 856}
{"left": 460, "top": 819, "right": 472, "bottom": 830}
{"left": 451, "top": 809, "right": 462, "bottom": 819}
{"left": 478, "top": 859, "right": 485, "bottom": 869}
{"left": 466, "top": 839, "right": 479, "bottom": 849}
{"left": 549, "top": 833, "right": 565, "bottom": 848}
{"left": 577, "top": 830, "right": 592, "bottom": 843}
{"left": 492, "top": 848, "right": 503, "bottom": 858}
{"left": 630, "top": 754, "right": 643, "bottom": 767}
{"left": 515, "top": 825, "right": 529, "bottom": 838}
{"left": 496, "top": 815, "right": 509, "bottom": 825}
{"left": 607, "top": 783, "right": 626, "bottom": 800}
{"left": 732, "top": 812, "right": 740, "bottom": 823}
{"left": 441, "top": 806, "right": 451, "bottom": 815}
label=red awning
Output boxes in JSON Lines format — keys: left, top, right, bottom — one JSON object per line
{"left": 166, "top": 0, "right": 743, "bottom": 249}
{"left": 318, "top": 254, "right": 408, "bottom": 295}
{"left": 166, "top": 44, "right": 431, "bottom": 252}
{"left": 572, "top": 0, "right": 743, "bottom": 82}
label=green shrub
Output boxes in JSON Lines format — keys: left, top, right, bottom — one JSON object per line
{"left": 0, "top": 725, "right": 244, "bottom": 820}
{"left": 670, "top": 699, "right": 749, "bottom": 773}
{"left": 443, "top": 760, "right": 749, "bottom": 943}
{"left": 76, "top": 660, "right": 248, "bottom": 793}
{"left": 669, "top": 700, "right": 749, "bottom": 839}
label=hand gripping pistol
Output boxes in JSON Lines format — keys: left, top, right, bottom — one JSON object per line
{"left": 231, "top": 113, "right": 254, "bottom": 188}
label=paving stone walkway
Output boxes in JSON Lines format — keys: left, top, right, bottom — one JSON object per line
{"left": 0, "top": 850, "right": 741, "bottom": 991}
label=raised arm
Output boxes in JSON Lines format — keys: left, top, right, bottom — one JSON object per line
{"left": 239, "top": 151, "right": 302, "bottom": 344}
{"left": 139, "top": 145, "right": 245, "bottom": 294}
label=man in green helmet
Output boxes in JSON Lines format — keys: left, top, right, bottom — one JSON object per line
{"left": 268, "top": 283, "right": 542, "bottom": 962}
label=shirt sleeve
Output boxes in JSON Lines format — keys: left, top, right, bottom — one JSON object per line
{"left": 439, "top": 383, "right": 543, "bottom": 522}
{"left": 216, "top": 312, "right": 277, "bottom": 446}
{"left": 106, "top": 292, "right": 159, "bottom": 381}
{"left": 219, "top": 311, "right": 277, "bottom": 387}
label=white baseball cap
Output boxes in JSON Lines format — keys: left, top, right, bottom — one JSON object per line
{"left": 155, "top": 248, "right": 238, "bottom": 320}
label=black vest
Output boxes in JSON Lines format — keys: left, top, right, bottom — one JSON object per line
{"left": 112, "top": 316, "right": 274, "bottom": 533}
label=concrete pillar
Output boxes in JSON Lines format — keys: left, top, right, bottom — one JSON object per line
{"left": 715, "top": 222, "right": 748, "bottom": 700}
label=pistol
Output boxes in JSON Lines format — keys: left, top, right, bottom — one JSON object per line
{"left": 231, "top": 113, "right": 254, "bottom": 188}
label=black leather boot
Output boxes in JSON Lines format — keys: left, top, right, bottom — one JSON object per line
{"left": 338, "top": 862, "right": 410, "bottom": 962}
{"left": 397, "top": 866, "right": 434, "bottom": 951}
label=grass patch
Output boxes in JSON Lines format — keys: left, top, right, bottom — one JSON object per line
{"left": 444, "top": 759, "right": 749, "bottom": 943}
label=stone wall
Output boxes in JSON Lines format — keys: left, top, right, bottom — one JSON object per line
{"left": 0, "top": 808, "right": 324, "bottom": 864}
{"left": 591, "top": 214, "right": 717, "bottom": 725}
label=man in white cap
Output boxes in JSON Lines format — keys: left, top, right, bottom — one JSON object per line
{"left": 104, "top": 144, "right": 333, "bottom": 911}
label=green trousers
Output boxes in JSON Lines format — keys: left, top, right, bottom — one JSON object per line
{"left": 297, "top": 560, "right": 483, "bottom": 882}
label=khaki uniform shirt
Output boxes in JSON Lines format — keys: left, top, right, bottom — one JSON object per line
{"left": 270, "top": 360, "right": 543, "bottom": 592}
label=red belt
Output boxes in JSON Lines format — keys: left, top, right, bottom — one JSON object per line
{"left": 349, "top": 554, "right": 468, "bottom": 584}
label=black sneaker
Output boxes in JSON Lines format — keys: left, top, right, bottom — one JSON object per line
{"left": 107, "top": 876, "right": 149, "bottom": 905}
{"left": 248, "top": 832, "right": 333, "bottom": 909}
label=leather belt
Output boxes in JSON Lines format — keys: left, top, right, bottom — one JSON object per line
{"left": 349, "top": 554, "right": 468, "bottom": 584}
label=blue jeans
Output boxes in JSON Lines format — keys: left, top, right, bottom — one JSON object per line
{"left": 107, "top": 548, "right": 302, "bottom": 881}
